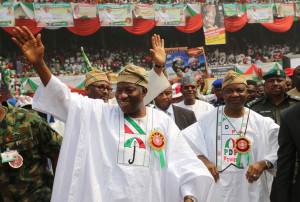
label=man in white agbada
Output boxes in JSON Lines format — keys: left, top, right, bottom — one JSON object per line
{"left": 183, "top": 70, "right": 279, "bottom": 202}
{"left": 12, "top": 26, "right": 214, "bottom": 202}
{"left": 175, "top": 76, "right": 214, "bottom": 120}
{"left": 51, "top": 70, "right": 113, "bottom": 136}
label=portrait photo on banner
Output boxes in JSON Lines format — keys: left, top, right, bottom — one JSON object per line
{"left": 165, "top": 47, "right": 208, "bottom": 81}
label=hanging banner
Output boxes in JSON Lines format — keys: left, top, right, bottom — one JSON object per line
{"left": 223, "top": 4, "right": 245, "bottom": 17}
{"left": 34, "top": 3, "right": 74, "bottom": 27}
{"left": 0, "top": 2, "right": 15, "bottom": 27}
{"left": 98, "top": 4, "right": 132, "bottom": 26}
{"left": 207, "top": 65, "right": 235, "bottom": 78}
{"left": 71, "top": 3, "right": 97, "bottom": 19}
{"left": 187, "top": 4, "right": 201, "bottom": 16}
{"left": 275, "top": 3, "right": 295, "bottom": 17}
{"left": 296, "top": 3, "right": 300, "bottom": 17}
{"left": 165, "top": 47, "right": 208, "bottom": 80}
{"left": 154, "top": 4, "right": 186, "bottom": 26}
{"left": 202, "top": 4, "right": 226, "bottom": 45}
{"left": 132, "top": 4, "right": 154, "bottom": 19}
{"left": 246, "top": 4, "right": 273, "bottom": 23}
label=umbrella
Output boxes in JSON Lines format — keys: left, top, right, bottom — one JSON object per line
{"left": 124, "top": 137, "right": 145, "bottom": 164}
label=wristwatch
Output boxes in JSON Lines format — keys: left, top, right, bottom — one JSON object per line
{"left": 265, "top": 160, "right": 272, "bottom": 169}
{"left": 155, "top": 64, "right": 165, "bottom": 68}
{"left": 184, "top": 196, "right": 197, "bottom": 202}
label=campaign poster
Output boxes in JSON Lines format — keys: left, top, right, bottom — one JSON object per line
{"left": 0, "top": 2, "right": 15, "bottom": 27}
{"left": 223, "top": 4, "right": 245, "bottom": 17}
{"left": 154, "top": 4, "right": 186, "bottom": 26}
{"left": 34, "top": 3, "right": 74, "bottom": 27}
{"left": 296, "top": 3, "right": 300, "bottom": 17}
{"left": 275, "top": 3, "right": 295, "bottom": 17}
{"left": 246, "top": 4, "right": 273, "bottom": 23}
{"left": 202, "top": 4, "right": 226, "bottom": 45}
{"left": 71, "top": 3, "right": 97, "bottom": 19}
{"left": 98, "top": 4, "right": 132, "bottom": 26}
{"left": 165, "top": 47, "right": 208, "bottom": 80}
{"left": 132, "top": 4, "right": 154, "bottom": 19}
{"left": 165, "top": 47, "right": 187, "bottom": 54}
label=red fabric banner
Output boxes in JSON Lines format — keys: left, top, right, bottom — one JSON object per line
{"left": 175, "top": 13, "right": 203, "bottom": 33}
{"left": 123, "top": 18, "right": 155, "bottom": 35}
{"left": 0, "top": 13, "right": 297, "bottom": 36}
{"left": 224, "top": 13, "right": 248, "bottom": 32}
{"left": 2, "top": 19, "right": 43, "bottom": 36}
{"left": 261, "top": 16, "right": 294, "bottom": 33}
{"left": 68, "top": 85, "right": 85, "bottom": 96}
{"left": 67, "top": 17, "right": 101, "bottom": 36}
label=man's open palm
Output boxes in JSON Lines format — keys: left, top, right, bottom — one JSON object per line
{"left": 150, "top": 34, "right": 165, "bottom": 66}
{"left": 12, "top": 26, "right": 44, "bottom": 65}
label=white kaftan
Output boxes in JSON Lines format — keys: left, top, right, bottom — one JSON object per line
{"left": 183, "top": 107, "right": 279, "bottom": 202}
{"left": 174, "top": 99, "right": 214, "bottom": 120}
{"left": 33, "top": 74, "right": 214, "bottom": 202}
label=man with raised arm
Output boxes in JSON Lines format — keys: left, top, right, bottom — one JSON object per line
{"left": 12, "top": 26, "right": 214, "bottom": 202}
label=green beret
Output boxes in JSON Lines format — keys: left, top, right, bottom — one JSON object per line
{"left": 262, "top": 69, "right": 286, "bottom": 80}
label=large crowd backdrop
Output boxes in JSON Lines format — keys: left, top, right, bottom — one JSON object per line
{"left": 0, "top": 39, "right": 297, "bottom": 98}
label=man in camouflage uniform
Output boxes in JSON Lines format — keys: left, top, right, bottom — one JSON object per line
{"left": 249, "top": 68, "right": 299, "bottom": 202}
{"left": 0, "top": 96, "right": 62, "bottom": 201}
{"left": 249, "top": 69, "right": 299, "bottom": 125}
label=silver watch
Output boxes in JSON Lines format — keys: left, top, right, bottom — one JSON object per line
{"left": 265, "top": 160, "right": 272, "bottom": 169}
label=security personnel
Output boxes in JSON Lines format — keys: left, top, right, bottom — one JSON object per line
{"left": 249, "top": 68, "right": 299, "bottom": 125}
{"left": 0, "top": 97, "right": 62, "bottom": 201}
{"left": 209, "top": 78, "right": 225, "bottom": 107}
{"left": 249, "top": 68, "right": 299, "bottom": 202}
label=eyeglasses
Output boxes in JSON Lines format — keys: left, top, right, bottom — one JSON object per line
{"left": 89, "top": 84, "right": 113, "bottom": 92}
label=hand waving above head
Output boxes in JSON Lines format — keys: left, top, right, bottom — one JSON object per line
{"left": 12, "top": 26, "right": 44, "bottom": 66}
{"left": 12, "top": 26, "right": 51, "bottom": 86}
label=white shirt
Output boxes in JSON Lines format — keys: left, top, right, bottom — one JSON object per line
{"left": 33, "top": 71, "right": 214, "bottom": 202}
{"left": 183, "top": 107, "right": 279, "bottom": 202}
{"left": 174, "top": 99, "right": 214, "bottom": 120}
{"left": 154, "top": 104, "right": 175, "bottom": 121}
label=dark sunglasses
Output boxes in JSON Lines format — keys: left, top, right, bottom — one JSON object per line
{"left": 89, "top": 84, "right": 113, "bottom": 91}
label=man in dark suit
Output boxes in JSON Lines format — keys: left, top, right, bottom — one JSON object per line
{"left": 154, "top": 86, "right": 197, "bottom": 130}
{"left": 276, "top": 102, "right": 300, "bottom": 202}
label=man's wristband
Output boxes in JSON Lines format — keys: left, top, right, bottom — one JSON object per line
{"left": 155, "top": 64, "right": 165, "bottom": 68}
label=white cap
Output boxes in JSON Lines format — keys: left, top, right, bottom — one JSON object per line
{"left": 172, "top": 83, "right": 182, "bottom": 98}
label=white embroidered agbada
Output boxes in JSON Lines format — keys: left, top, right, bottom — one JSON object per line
{"left": 183, "top": 107, "right": 279, "bottom": 202}
{"left": 33, "top": 70, "right": 214, "bottom": 202}
{"left": 174, "top": 99, "right": 214, "bottom": 120}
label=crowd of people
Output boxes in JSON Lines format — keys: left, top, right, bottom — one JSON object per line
{"left": 0, "top": 26, "right": 299, "bottom": 202}
{"left": 1, "top": 40, "right": 297, "bottom": 76}
{"left": 7, "top": 0, "right": 199, "bottom": 4}
{"left": 0, "top": 38, "right": 298, "bottom": 99}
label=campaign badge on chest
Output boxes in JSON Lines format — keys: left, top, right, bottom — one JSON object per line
{"left": 235, "top": 136, "right": 251, "bottom": 154}
{"left": 1, "top": 150, "right": 23, "bottom": 168}
{"left": 8, "top": 154, "right": 23, "bottom": 168}
{"left": 149, "top": 131, "right": 166, "bottom": 168}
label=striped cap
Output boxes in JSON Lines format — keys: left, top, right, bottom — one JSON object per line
{"left": 84, "top": 70, "right": 110, "bottom": 87}
{"left": 222, "top": 70, "right": 247, "bottom": 89}
{"left": 118, "top": 65, "right": 149, "bottom": 88}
